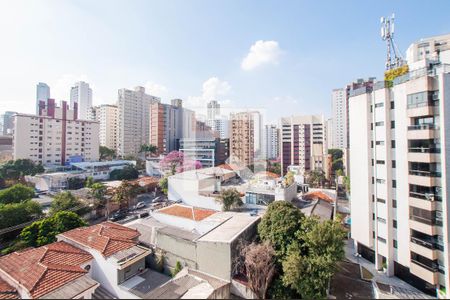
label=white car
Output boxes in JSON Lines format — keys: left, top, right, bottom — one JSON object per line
{"left": 135, "top": 201, "right": 146, "bottom": 209}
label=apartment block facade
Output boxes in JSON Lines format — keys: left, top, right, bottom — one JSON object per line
{"left": 90, "top": 104, "right": 118, "bottom": 150}
{"left": 36, "top": 82, "right": 50, "bottom": 115}
{"left": 230, "top": 112, "right": 254, "bottom": 166}
{"left": 280, "top": 115, "right": 327, "bottom": 175}
{"left": 13, "top": 98, "right": 99, "bottom": 166}
{"left": 70, "top": 81, "right": 93, "bottom": 120}
{"left": 263, "top": 124, "right": 279, "bottom": 160}
{"left": 117, "top": 86, "right": 160, "bottom": 156}
{"left": 349, "top": 34, "right": 450, "bottom": 297}
{"left": 179, "top": 138, "right": 229, "bottom": 168}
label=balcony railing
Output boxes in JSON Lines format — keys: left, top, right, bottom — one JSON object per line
{"left": 410, "top": 215, "right": 443, "bottom": 227}
{"left": 408, "top": 147, "right": 440, "bottom": 154}
{"left": 411, "top": 259, "right": 439, "bottom": 273}
{"left": 409, "top": 170, "right": 441, "bottom": 177}
{"left": 409, "top": 191, "right": 442, "bottom": 202}
{"left": 408, "top": 124, "right": 438, "bottom": 130}
{"left": 411, "top": 237, "right": 444, "bottom": 251}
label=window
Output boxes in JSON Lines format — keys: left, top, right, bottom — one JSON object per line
{"left": 373, "top": 231, "right": 375, "bottom": 238}
{"left": 376, "top": 141, "right": 385, "bottom": 145}
{"left": 391, "top": 121, "right": 395, "bottom": 129}
{"left": 407, "top": 91, "right": 431, "bottom": 108}
{"left": 391, "top": 101, "right": 395, "bottom": 109}
{"left": 376, "top": 179, "right": 386, "bottom": 184}
{"left": 376, "top": 160, "right": 385, "bottom": 165}
{"left": 393, "top": 199, "right": 397, "bottom": 208}
{"left": 371, "top": 141, "right": 374, "bottom": 148}
{"left": 393, "top": 220, "right": 397, "bottom": 228}
{"left": 377, "top": 198, "right": 386, "bottom": 203}
{"left": 371, "top": 123, "right": 373, "bottom": 130}
{"left": 377, "top": 217, "right": 386, "bottom": 224}
{"left": 375, "top": 103, "right": 384, "bottom": 108}
{"left": 372, "top": 177, "right": 375, "bottom": 184}
{"left": 372, "top": 213, "right": 375, "bottom": 220}
{"left": 393, "top": 240, "right": 398, "bottom": 248}
{"left": 375, "top": 121, "right": 384, "bottom": 126}
{"left": 392, "top": 180, "right": 397, "bottom": 188}
{"left": 378, "top": 236, "right": 386, "bottom": 243}
{"left": 371, "top": 159, "right": 374, "bottom": 166}
{"left": 392, "top": 160, "right": 396, "bottom": 168}
{"left": 391, "top": 140, "right": 396, "bottom": 148}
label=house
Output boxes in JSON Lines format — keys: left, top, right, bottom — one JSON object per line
{"left": 127, "top": 205, "right": 261, "bottom": 281}
{"left": 168, "top": 166, "right": 240, "bottom": 211}
{"left": 57, "top": 222, "right": 152, "bottom": 299}
{"left": 0, "top": 241, "right": 99, "bottom": 299}
{"left": 145, "top": 268, "right": 230, "bottom": 299}
{"left": 244, "top": 171, "right": 297, "bottom": 206}
{"left": 71, "top": 160, "right": 136, "bottom": 181}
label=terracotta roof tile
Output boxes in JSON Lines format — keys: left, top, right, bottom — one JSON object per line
{"left": 157, "top": 204, "right": 217, "bottom": 221}
{"left": 60, "top": 221, "right": 140, "bottom": 257}
{"left": 0, "top": 278, "right": 18, "bottom": 299}
{"left": 0, "top": 241, "right": 92, "bottom": 298}
{"left": 303, "top": 191, "right": 335, "bottom": 203}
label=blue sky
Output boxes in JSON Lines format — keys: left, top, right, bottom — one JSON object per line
{"left": 1, "top": 0, "right": 449, "bottom": 123}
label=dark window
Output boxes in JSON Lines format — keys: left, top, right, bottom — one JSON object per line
{"left": 375, "top": 103, "right": 384, "bottom": 108}
{"left": 391, "top": 140, "right": 396, "bottom": 148}
{"left": 378, "top": 236, "right": 387, "bottom": 243}
{"left": 371, "top": 141, "right": 374, "bottom": 148}
{"left": 392, "top": 160, "right": 396, "bottom": 168}
{"left": 377, "top": 198, "right": 386, "bottom": 203}
{"left": 372, "top": 177, "right": 374, "bottom": 184}
{"left": 393, "top": 199, "right": 397, "bottom": 208}
{"left": 371, "top": 159, "right": 374, "bottom": 166}
{"left": 393, "top": 240, "right": 398, "bottom": 248}
{"left": 372, "top": 213, "right": 375, "bottom": 220}
{"left": 375, "top": 121, "right": 384, "bottom": 126}
{"left": 371, "top": 123, "right": 373, "bottom": 130}
{"left": 391, "top": 101, "right": 395, "bottom": 109}
{"left": 393, "top": 220, "right": 397, "bottom": 228}
{"left": 376, "top": 141, "right": 385, "bottom": 145}
{"left": 392, "top": 180, "right": 397, "bottom": 188}
{"left": 391, "top": 121, "right": 395, "bottom": 128}
{"left": 376, "top": 160, "right": 385, "bottom": 165}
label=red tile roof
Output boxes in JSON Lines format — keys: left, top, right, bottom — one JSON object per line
{"left": 303, "top": 191, "right": 335, "bottom": 203}
{"left": 0, "top": 241, "right": 92, "bottom": 299}
{"left": 60, "top": 221, "right": 140, "bottom": 257}
{"left": 157, "top": 204, "right": 217, "bottom": 221}
{"left": 0, "top": 278, "right": 18, "bottom": 299}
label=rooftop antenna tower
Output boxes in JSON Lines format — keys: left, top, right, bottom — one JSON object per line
{"left": 380, "top": 13, "right": 404, "bottom": 70}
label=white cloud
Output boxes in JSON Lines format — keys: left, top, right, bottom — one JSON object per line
{"left": 185, "top": 77, "right": 232, "bottom": 115}
{"left": 144, "top": 81, "right": 168, "bottom": 98}
{"left": 273, "top": 95, "right": 298, "bottom": 105}
{"left": 241, "top": 40, "right": 282, "bottom": 71}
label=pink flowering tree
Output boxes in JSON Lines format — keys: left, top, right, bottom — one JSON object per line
{"left": 160, "top": 151, "right": 202, "bottom": 175}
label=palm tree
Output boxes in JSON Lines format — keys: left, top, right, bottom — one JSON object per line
{"left": 139, "top": 144, "right": 158, "bottom": 159}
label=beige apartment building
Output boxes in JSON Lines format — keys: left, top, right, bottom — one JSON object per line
{"left": 349, "top": 33, "right": 450, "bottom": 297}
{"left": 90, "top": 104, "right": 118, "bottom": 151}
{"left": 13, "top": 98, "right": 99, "bottom": 166}
{"left": 280, "top": 115, "right": 328, "bottom": 175}
{"left": 117, "top": 86, "right": 160, "bottom": 157}
{"left": 230, "top": 112, "right": 255, "bottom": 167}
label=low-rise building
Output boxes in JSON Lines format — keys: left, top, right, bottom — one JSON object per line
{"left": 244, "top": 171, "right": 297, "bottom": 206}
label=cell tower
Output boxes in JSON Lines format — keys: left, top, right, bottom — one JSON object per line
{"left": 380, "top": 13, "right": 404, "bottom": 70}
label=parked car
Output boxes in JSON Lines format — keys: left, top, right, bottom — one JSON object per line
{"left": 109, "top": 210, "right": 127, "bottom": 222}
{"left": 135, "top": 201, "right": 146, "bottom": 210}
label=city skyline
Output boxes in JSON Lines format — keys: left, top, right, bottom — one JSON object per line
{"left": 1, "top": 1, "right": 450, "bottom": 123}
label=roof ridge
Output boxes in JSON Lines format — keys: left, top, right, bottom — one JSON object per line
{"left": 28, "top": 263, "right": 48, "bottom": 293}
{"left": 45, "top": 263, "right": 86, "bottom": 273}
{"left": 102, "top": 236, "right": 111, "bottom": 255}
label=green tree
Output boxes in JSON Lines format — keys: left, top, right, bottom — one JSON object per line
{"left": 172, "top": 261, "right": 183, "bottom": 277}
{"left": 328, "top": 149, "right": 344, "bottom": 175}
{"left": 139, "top": 144, "right": 158, "bottom": 159}
{"left": 89, "top": 182, "right": 108, "bottom": 217}
{"left": 305, "top": 169, "right": 326, "bottom": 188}
{"left": 85, "top": 176, "right": 94, "bottom": 188}
{"left": 159, "top": 176, "right": 168, "bottom": 195}
{"left": 67, "top": 177, "right": 85, "bottom": 190}
{"left": 258, "top": 201, "right": 304, "bottom": 258}
{"left": 49, "top": 191, "right": 89, "bottom": 216}
{"left": 0, "top": 159, "right": 44, "bottom": 181}
{"left": 217, "top": 188, "right": 243, "bottom": 211}
{"left": 109, "top": 165, "right": 139, "bottom": 180}
{"left": 99, "top": 146, "right": 116, "bottom": 161}
{"left": 281, "top": 217, "right": 346, "bottom": 299}
{"left": 284, "top": 171, "right": 295, "bottom": 186}
{"left": 0, "top": 200, "right": 42, "bottom": 229}
{"left": 20, "top": 211, "right": 87, "bottom": 247}
{"left": 0, "top": 184, "right": 35, "bottom": 204}
{"left": 112, "top": 180, "right": 141, "bottom": 209}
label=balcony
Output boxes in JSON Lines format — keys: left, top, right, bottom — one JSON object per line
{"left": 407, "top": 124, "right": 439, "bottom": 140}
{"left": 408, "top": 149, "right": 440, "bottom": 163}
{"left": 410, "top": 238, "right": 440, "bottom": 260}
{"left": 409, "top": 196, "right": 442, "bottom": 211}
{"left": 408, "top": 172, "right": 441, "bottom": 186}
{"left": 407, "top": 104, "right": 436, "bottom": 118}
{"left": 410, "top": 260, "right": 439, "bottom": 285}
{"left": 409, "top": 219, "right": 441, "bottom": 236}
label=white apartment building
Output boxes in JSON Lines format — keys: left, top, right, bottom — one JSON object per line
{"left": 207, "top": 100, "right": 220, "bottom": 120}
{"left": 36, "top": 82, "right": 50, "bottom": 115}
{"left": 206, "top": 117, "right": 229, "bottom": 139}
{"left": 326, "top": 118, "right": 334, "bottom": 150}
{"left": 117, "top": 86, "right": 160, "bottom": 156}
{"left": 263, "top": 124, "right": 279, "bottom": 160}
{"left": 13, "top": 99, "right": 99, "bottom": 166}
{"left": 349, "top": 33, "right": 450, "bottom": 298}
{"left": 332, "top": 88, "right": 347, "bottom": 149}
{"left": 70, "top": 81, "right": 93, "bottom": 120}
{"left": 280, "top": 115, "right": 327, "bottom": 175}
{"left": 90, "top": 104, "right": 118, "bottom": 150}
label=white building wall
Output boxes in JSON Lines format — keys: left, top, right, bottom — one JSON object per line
{"left": 70, "top": 81, "right": 93, "bottom": 120}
